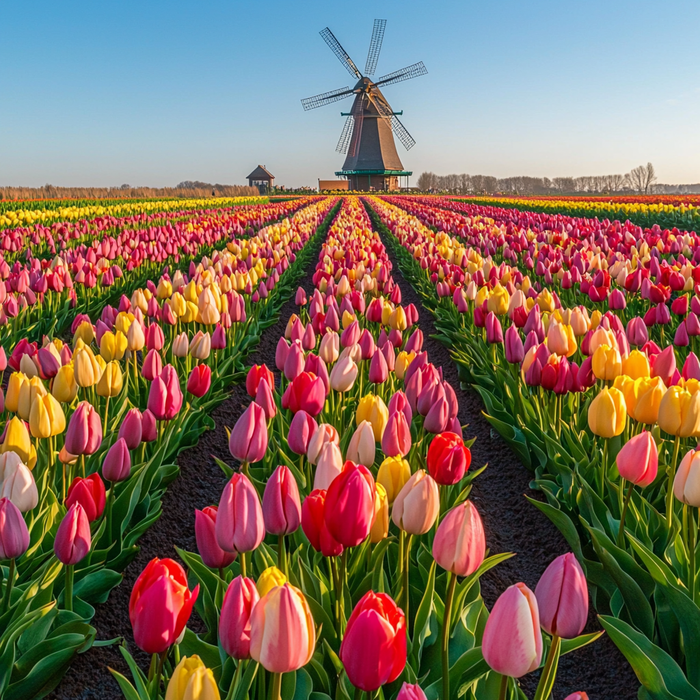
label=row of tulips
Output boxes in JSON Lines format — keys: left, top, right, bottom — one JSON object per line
{"left": 368, "top": 195, "right": 700, "bottom": 699}
{"left": 0, "top": 196, "right": 267, "bottom": 231}
{"left": 452, "top": 195, "right": 700, "bottom": 232}
{"left": 0, "top": 198, "right": 311, "bottom": 350}
{"left": 0, "top": 196, "right": 340, "bottom": 699}
{"left": 112, "top": 197, "right": 598, "bottom": 700}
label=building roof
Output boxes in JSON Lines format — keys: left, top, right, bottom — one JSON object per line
{"left": 247, "top": 165, "right": 274, "bottom": 180}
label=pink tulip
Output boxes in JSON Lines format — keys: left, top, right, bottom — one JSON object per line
{"left": 432, "top": 501, "right": 485, "bottom": 577}
{"left": 397, "top": 684, "right": 427, "bottom": 700}
{"left": 195, "top": 505, "right": 236, "bottom": 569}
{"left": 65, "top": 401, "right": 103, "bottom": 455}
{"left": 118, "top": 408, "right": 143, "bottom": 450}
{"left": 229, "top": 402, "right": 268, "bottom": 464}
{"left": 306, "top": 423, "right": 339, "bottom": 464}
{"left": 392, "top": 470, "right": 440, "bottom": 535}
{"left": 651, "top": 345, "right": 677, "bottom": 386}
{"left": 505, "top": 324, "right": 524, "bottom": 364}
{"left": 141, "top": 409, "right": 157, "bottom": 442}
{"left": 683, "top": 353, "right": 700, "bottom": 380}
{"left": 482, "top": 582, "right": 543, "bottom": 677}
{"left": 381, "top": 410, "right": 412, "bottom": 457}
{"left": 535, "top": 553, "right": 588, "bottom": 639}
{"left": 616, "top": 431, "right": 658, "bottom": 487}
{"left": 141, "top": 349, "right": 163, "bottom": 381}
{"left": 0, "top": 497, "right": 29, "bottom": 560}
{"left": 358, "top": 329, "right": 376, "bottom": 360}
{"left": 254, "top": 377, "right": 277, "bottom": 420}
{"left": 220, "top": 575, "right": 259, "bottom": 659}
{"left": 216, "top": 473, "right": 265, "bottom": 553}
{"left": 275, "top": 337, "right": 290, "bottom": 371}
{"left": 187, "top": 364, "right": 211, "bottom": 397}
{"left": 287, "top": 410, "right": 318, "bottom": 456}
{"left": 54, "top": 502, "right": 91, "bottom": 565}
{"left": 147, "top": 364, "right": 183, "bottom": 420}
{"left": 102, "top": 438, "right": 132, "bottom": 482}
{"left": 284, "top": 343, "right": 305, "bottom": 381}
{"left": 262, "top": 465, "right": 301, "bottom": 535}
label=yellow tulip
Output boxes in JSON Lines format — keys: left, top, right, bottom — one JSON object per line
{"left": 1, "top": 417, "right": 33, "bottom": 464}
{"left": 630, "top": 376, "right": 665, "bottom": 424}
{"left": 5, "top": 372, "right": 27, "bottom": 414}
{"left": 658, "top": 385, "right": 700, "bottom": 438}
{"left": 592, "top": 344, "right": 622, "bottom": 381}
{"left": 100, "top": 330, "right": 128, "bottom": 362}
{"left": 74, "top": 346, "right": 102, "bottom": 387}
{"left": 96, "top": 361, "right": 123, "bottom": 398}
{"left": 18, "top": 376, "right": 46, "bottom": 422}
{"left": 182, "top": 301, "right": 199, "bottom": 324}
{"left": 197, "top": 288, "right": 220, "bottom": 326}
{"left": 72, "top": 321, "right": 95, "bottom": 346}
{"left": 341, "top": 309, "right": 356, "bottom": 329}
{"left": 114, "top": 311, "right": 135, "bottom": 336}
{"left": 487, "top": 283, "right": 510, "bottom": 316}
{"left": 52, "top": 364, "right": 78, "bottom": 403}
{"left": 356, "top": 394, "right": 389, "bottom": 441}
{"left": 166, "top": 656, "right": 220, "bottom": 700}
{"left": 29, "top": 393, "right": 66, "bottom": 439}
{"left": 170, "top": 292, "right": 187, "bottom": 318}
{"left": 156, "top": 278, "right": 173, "bottom": 300}
{"left": 370, "top": 483, "right": 389, "bottom": 543}
{"left": 377, "top": 456, "right": 411, "bottom": 503}
{"left": 536, "top": 289, "right": 555, "bottom": 313}
{"left": 621, "top": 350, "right": 650, "bottom": 380}
{"left": 395, "top": 351, "right": 416, "bottom": 380}
{"left": 588, "top": 388, "right": 626, "bottom": 438}
{"left": 256, "top": 566, "right": 287, "bottom": 597}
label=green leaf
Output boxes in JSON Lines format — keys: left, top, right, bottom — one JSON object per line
{"left": 599, "top": 615, "right": 700, "bottom": 700}
{"left": 233, "top": 660, "right": 260, "bottom": 700}
{"left": 108, "top": 669, "right": 145, "bottom": 700}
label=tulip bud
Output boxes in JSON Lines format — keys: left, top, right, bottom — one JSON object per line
{"left": 65, "top": 401, "right": 103, "bottom": 455}
{"left": 187, "top": 364, "right": 211, "bottom": 398}
{"left": 102, "top": 438, "right": 132, "bottom": 482}
{"left": 287, "top": 410, "right": 318, "bottom": 456}
{"left": 0, "top": 497, "right": 29, "bottom": 560}
{"left": 392, "top": 469, "right": 440, "bottom": 535}
{"left": 216, "top": 473, "right": 265, "bottom": 554}
{"left": 262, "top": 465, "right": 301, "bottom": 536}
{"left": 66, "top": 473, "right": 106, "bottom": 522}
{"left": 301, "top": 489, "right": 343, "bottom": 557}
{"left": 324, "top": 461, "right": 376, "bottom": 547}
{"left": 256, "top": 565, "right": 286, "bottom": 597}
{"left": 220, "top": 575, "right": 259, "bottom": 659}
{"left": 674, "top": 448, "right": 700, "bottom": 507}
{"left": 370, "top": 483, "right": 389, "bottom": 543}
{"left": 195, "top": 506, "right": 236, "bottom": 569}
{"left": 118, "top": 409, "right": 143, "bottom": 450}
{"left": 54, "top": 502, "right": 91, "bottom": 565}
{"left": 616, "top": 431, "right": 658, "bottom": 487}
{"left": 587, "top": 388, "right": 626, "bottom": 438}
{"left": 433, "top": 501, "right": 485, "bottom": 577}
{"left": 165, "top": 655, "right": 219, "bottom": 700}
{"left": 96, "top": 360, "right": 123, "bottom": 397}
{"left": 346, "top": 421, "right": 376, "bottom": 468}
{"left": 397, "top": 683, "right": 427, "bottom": 700}
{"left": 148, "top": 364, "right": 183, "bottom": 421}
{"left": 427, "top": 432, "right": 471, "bottom": 485}
{"left": 229, "top": 402, "right": 268, "bottom": 464}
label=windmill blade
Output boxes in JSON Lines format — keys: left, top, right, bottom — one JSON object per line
{"left": 301, "top": 86, "right": 353, "bottom": 111}
{"left": 336, "top": 116, "right": 354, "bottom": 154}
{"left": 390, "top": 115, "right": 416, "bottom": 151}
{"left": 320, "top": 27, "right": 362, "bottom": 79}
{"left": 374, "top": 61, "right": 428, "bottom": 87}
{"left": 364, "top": 19, "right": 387, "bottom": 76}
{"left": 370, "top": 95, "right": 416, "bottom": 151}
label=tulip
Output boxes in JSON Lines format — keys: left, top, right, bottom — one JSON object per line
{"left": 256, "top": 566, "right": 287, "bottom": 598}
{"left": 355, "top": 394, "right": 389, "bottom": 442}
{"left": 535, "top": 553, "right": 588, "bottom": 639}
{"left": 1, "top": 417, "right": 33, "bottom": 465}
{"left": 148, "top": 364, "right": 183, "bottom": 421}
{"left": 564, "top": 695, "right": 589, "bottom": 700}
{"left": 392, "top": 470, "right": 440, "bottom": 535}
{"left": 220, "top": 575, "right": 259, "bottom": 659}
{"left": 325, "top": 461, "right": 376, "bottom": 547}
{"left": 0, "top": 497, "right": 29, "bottom": 560}
{"left": 339, "top": 591, "right": 406, "bottom": 692}
{"left": 658, "top": 384, "right": 700, "bottom": 438}
{"left": 287, "top": 410, "right": 318, "bottom": 456}
{"left": 652, "top": 345, "right": 677, "bottom": 387}
{"left": 329, "top": 356, "right": 358, "bottom": 392}
{"left": 29, "top": 392, "right": 65, "bottom": 439}
{"left": 187, "top": 364, "right": 211, "bottom": 398}
{"left": 73, "top": 346, "right": 102, "bottom": 387}
{"left": 0, "top": 452, "right": 37, "bottom": 512}
{"left": 282, "top": 372, "right": 325, "bottom": 416}
{"left": 52, "top": 364, "right": 78, "bottom": 403}
{"left": 65, "top": 401, "right": 103, "bottom": 455}
{"left": 129, "top": 557, "right": 199, "bottom": 654}
{"left": 482, "top": 583, "right": 543, "bottom": 678}
{"left": 262, "top": 464, "right": 301, "bottom": 538}
{"left": 301, "top": 489, "right": 343, "bottom": 557}
{"left": 427, "top": 431, "right": 471, "bottom": 485}
{"left": 587, "top": 388, "right": 626, "bottom": 438}
{"left": 346, "top": 421, "right": 376, "bottom": 468}
{"left": 319, "top": 331, "right": 339, "bottom": 364}
{"left": 433, "top": 500, "right": 485, "bottom": 577}
{"left": 249, "top": 583, "right": 316, "bottom": 679}
{"left": 313, "top": 442, "right": 343, "bottom": 491}
{"left": 142, "top": 409, "right": 158, "bottom": 442}
{"left": 96, "top": 360, "right": 123, "bottom": 397}
{"left": 397, "top": 684, "right": 427, "bottom": 700}
{"left": 229, "top": 402, "right": 268, "bottom": 465}
{"left": 617, "top": 431, "right": 658, "bottom": 488}
{"left": 370, "top": 484, "right": 389, "bottom": 543}
{"left": 283, "top": 343, "right": 305, "bottom": 381}
{"left": 118, "top": 408, "right": 143, "bottom": 450}
{"left": 54, "top": 500, "right": 92, "bottom": 616}
{"left": 65, "top": 473, "right": 106, "bottom": 522}
{"left": 381, "top": 410, "right": 412, "bottom": 457}
{"left": 165, "top": 655, "right": 220, "bottom": 700}
{"left": 246, "top": 364, "right": 275, "bottom": 397}
{"left": 306, "top": 423, "right": 339, "bottom": 464}
{"left": 195, "top": 506, "right": 236, "bottom": 570}
{"left": 591, "top": 344, "right": 622, "bottom": 381}
{"left": 216, "top": 473, "right": 265, "bottom": 562}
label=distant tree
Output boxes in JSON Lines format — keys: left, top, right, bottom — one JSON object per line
{"left": 627, "top": 163, "right": 657, "bottom": 194}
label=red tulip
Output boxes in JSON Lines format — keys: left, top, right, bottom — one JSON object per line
{"left": 187, "top": 364, "right": 211, "bottom": 398}
{"left": 216, "top": 473, "right": 265, "bottom": 553}
{"left": 246, "top": 364, "right": 275, "bottom": 398}
{"left": 301, "top": 489, "right": 343, "bottom": 557}
{"left": 262, "top": 465, "right": 301, "bottom": 536}
{"left": 427, "top": 432, "right": 471, "bottom": 485}
{"left": 282, "top": 371, "right": 325, "bottom": 416}
{"left": 324, "top": 461, "right": 376, "bottom": 547}
{"left": 195, "top": 506, "right": 236, "bottom": 569}
{"left": 65, "top": 401, "right": 102, "bottom": 455}
{"left": 65, "top": 473, "right": 106, "bottom": 522}
{"left": 339, "top": 591, "right": 406, "bottom": 692}
{"left": 535, "top": 553, "right": 588, "bottom": 639}
{"left": 54, "top": 502, "right": 91, "bottom": 565}
{"left": 129, "top": 557, "right": 199, "bottom": 654}
{"left": 220, "top": 575, "right": 259, "bottom": 659}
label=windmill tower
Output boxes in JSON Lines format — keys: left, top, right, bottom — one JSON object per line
{"left": 302, "top": 20, "right": 427, "bottom": 192}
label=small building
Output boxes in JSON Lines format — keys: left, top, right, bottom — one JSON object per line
{"left": 247, "top": 165, "right": 275, "bottom": 194}
{"left": 318, "top": 179, "right": 350, "bottom": 192}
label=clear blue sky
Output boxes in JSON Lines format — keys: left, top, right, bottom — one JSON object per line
{"left": 2, "top": 0, "right": 699, "bottom": 188}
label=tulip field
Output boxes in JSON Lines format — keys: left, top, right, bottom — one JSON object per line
{"left": 2, "top": 189, "right": 700, "bottom": 700}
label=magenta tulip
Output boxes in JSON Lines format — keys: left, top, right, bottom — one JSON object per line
{"left": 54, "top": 502, "right": 91, "bottom": 565}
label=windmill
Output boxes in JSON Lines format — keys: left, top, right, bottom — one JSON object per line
{"left": 302, "top": 20, "right": 427, "bottom": 191}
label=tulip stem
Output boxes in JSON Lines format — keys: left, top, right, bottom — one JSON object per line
{"left": 226, "top": 660, "right": 244, "bottom": 700}
{"left": 534, "top": 634, "right": 561, "bottom": 700}
{"left": 270, "top": 672, "right": 282, "bottom": 700}
{"left": 403, "top": 534, "right": 413, "bottom": 626}
{"left": 667, "top": 436, "right": 681, "bottom": 530}
{"left": 151, "top": 649, "right": 168, "bottom": 700}
{"left": 497, "top": 674, "right": 508, "bottom": 700}
{"left": 278, "top": 534, "right": 287, "bottom": 577}
{"left": 240, "top": 552, "right": 247, "bottom": 578}
{"left": 353, "top": 687, "right": 363, "bottom": 700}
{"left": 688, "top": 505, "right": 696, "bottom": 602}
{"left": 442, "top": 571, "right": 457, "bottom": 700}
{"left": 64, "top": 564, "right": 74, "bottom": 612}
{"left": 617, "top": 480, "right": 634, "bottom": 548}
{"left": 1, "top": 558, "right": 16, "bottom": 614}
{"left": 338, "top": 548, "right": 348, "bottom": 634}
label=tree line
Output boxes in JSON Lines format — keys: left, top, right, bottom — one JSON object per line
{"left": 414, "top": 163, "right": 700, "bottom": 196}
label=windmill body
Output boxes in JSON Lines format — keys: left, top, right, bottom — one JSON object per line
{"left": 302, "top": 20, "right": 427, "bottom": 191}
